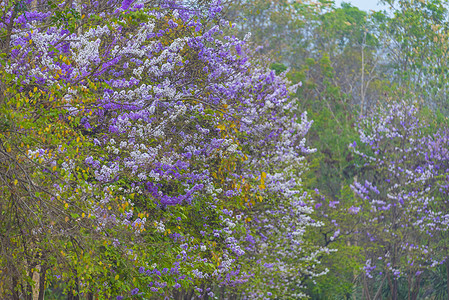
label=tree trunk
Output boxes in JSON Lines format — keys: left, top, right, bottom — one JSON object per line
{"left": 387, "top": 272, "right": 393, "bottom": 299}
{"left": 32, "top": 265, "right": 40, "bottom": 300}
{"left": 392, "top": 278, "right": 398, "bottom": 300}
{"left": 363, "top": 274, "right": 371, "bottom": 300}
{"left": 185, "top": 289, "right": 194, "bottom": 300}
{"left": 38, "top": 265, "right": 47, "bottom": 300}
{"left": 411, "top": 274, "right": 421, "bottom": 300}
{"left": 373, "top": 275, "right": 386, "bottom": 300}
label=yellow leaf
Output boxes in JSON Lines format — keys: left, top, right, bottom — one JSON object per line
{"left": 13, "top": 179, "right": 18, "bottom": 185}
{"left": 260, "top": 172, "right": 266, "bottom": 187}
{"left": 114, "top": 274, "right": 119, "bottom": 280}
{"left": 64, "top": 203, "right": 69, "bottom": 209}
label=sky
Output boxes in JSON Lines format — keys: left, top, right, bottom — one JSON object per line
{"left": 334, "top": 0, "right": 388, "bottom": 12}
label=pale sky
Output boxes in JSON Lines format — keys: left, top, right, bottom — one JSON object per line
{"left": 334, "top": 0, "right": 388, "bottom": 12}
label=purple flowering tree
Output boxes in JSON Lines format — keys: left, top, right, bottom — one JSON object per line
{"left": 0, "top": 0, "right": 326, "bottom": 299}
{"left": 348, "top": 101, "right": 447, "bottom": 299}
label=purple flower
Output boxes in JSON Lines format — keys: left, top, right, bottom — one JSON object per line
{"left": 348, "top": 206, "right": 360, "bottom": 214}
{"left": 121, "top": 0, "right": 133, "bottom": 10}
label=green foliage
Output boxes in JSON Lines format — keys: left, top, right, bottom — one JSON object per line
{"left": 377, "top": 0, "right": 449, "bottom": 111}
{"left": 306, "top": 241, "right": 364, "bottom": 300}
{"left": 270, "top": 62, "right": 287, "bottom": 75}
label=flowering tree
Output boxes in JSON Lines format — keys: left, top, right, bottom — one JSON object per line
{"left": 347, "top": 102, "right": 449, "bottom": 299}
{"left": 0, "top": 0, "right": 326, "bottom": 298}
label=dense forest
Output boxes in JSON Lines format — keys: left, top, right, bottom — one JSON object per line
{"left": 2, "top": 0, "right": 449, "bottom": 299}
